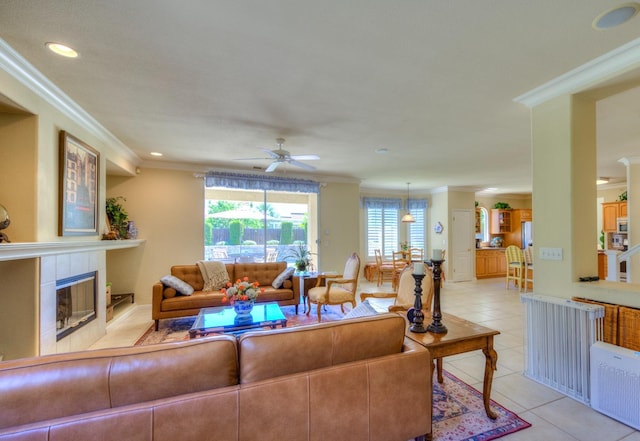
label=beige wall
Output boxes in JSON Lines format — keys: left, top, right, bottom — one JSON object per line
{"left": 531, "top": 94, "right": 597, "bottom": 297}
{"left": 106, "top": 168, "right": 204, "bottom": 304}
{"left": 0, "top": 113, "right": 38, "bottom": 242}
{"left": 318, "top": 182, "right": 360, "bottom": 274}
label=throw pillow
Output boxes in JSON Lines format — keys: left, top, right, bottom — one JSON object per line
{"left": 160, "top": 275, "right": 194, "bottom": 296}
{"left": 272, "top": 267, "right": 295, "bottom": 289}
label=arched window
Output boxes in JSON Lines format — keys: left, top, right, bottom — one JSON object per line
{"left": 476, "top": 207, "right": 489, "bottom": 243}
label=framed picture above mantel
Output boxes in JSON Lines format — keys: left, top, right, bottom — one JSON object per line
{"left": 58, "top": 131, "right": 100, "bottom": 236}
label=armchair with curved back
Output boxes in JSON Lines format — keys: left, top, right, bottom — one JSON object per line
{"left": 360, "top": 263, "right": 433, "bottom": 313}
{"left": 306, "top": 252, "right": 361, "bottom": 322}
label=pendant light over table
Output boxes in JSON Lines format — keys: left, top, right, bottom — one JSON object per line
{"left": 402, "top": 182, "right": 415, "bottom": 223}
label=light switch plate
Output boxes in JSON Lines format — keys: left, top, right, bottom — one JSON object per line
{"left": 539, "top": 247, "right": 563, "bottom": 261}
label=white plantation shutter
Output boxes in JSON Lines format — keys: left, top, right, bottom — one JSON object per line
{"left": 361, "top": 198, "right": 402, "bottom": 258}
{"left": 408, "top": 208, "right": 426, "bottom": 250}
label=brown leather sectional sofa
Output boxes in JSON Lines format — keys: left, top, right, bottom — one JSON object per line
{"left": 0, "top": 314, "right": 432, "bottom": 441}
{"left": 153, "top": 261, "right": 300, "bottom": 330}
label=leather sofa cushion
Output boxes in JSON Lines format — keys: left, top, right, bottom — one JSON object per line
{"left": 233, "top": 262, "right": 287, "bottom": 287}
{"left": 0, "top": 336, "right": 239, "bottom": 429}
{"left": 237, "top": 314, "right": 406, "bottom": 383}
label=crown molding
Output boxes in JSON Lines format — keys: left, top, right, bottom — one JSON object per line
{"left": 514, "top": 37, "right": 640, "bottom": 108}
{"left": 0, "top": 38, "right": 139, "bottom": 165}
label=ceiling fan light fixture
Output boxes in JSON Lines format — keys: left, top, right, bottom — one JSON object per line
{"left": 402, "top": 182, "right": 416, "bottom": 223}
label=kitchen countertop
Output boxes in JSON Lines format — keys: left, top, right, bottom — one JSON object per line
{"left": 477, "top": 247, "right": 505, "bottom": 251}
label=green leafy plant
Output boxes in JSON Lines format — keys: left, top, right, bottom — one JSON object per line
{"left": 105, "top": 196, "right": 129, "bottom": 239}
{"left": 619, "top": 191, "right": 627, "bottom": 201}
{"left": 493, "top": 202, "right": 511, "bottom": 209}
{"left": 283, "top": 243, "right": 313, "bottom": 271}
{"left": 599, "top": 230, "right": 605, "bottom": 250}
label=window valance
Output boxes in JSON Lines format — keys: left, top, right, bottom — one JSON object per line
{"left": 360, "top": 197, "right": 402, "bottom": 209}
{"left": 205, "top": 171, "right": 320, "bottom": 193}
{"left": 407, "top": 199, "right": 428, "bottom": 210}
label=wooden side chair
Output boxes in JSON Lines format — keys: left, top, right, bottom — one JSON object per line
{"left": 374, "top": 249, "right": 395, "bottom": 286}
{"left": 391, "top": 250, "right": 409, "bottom": 290}
{"left": 523, "top": 246, "right": 534, "bottom": 292}
{"left": 307, "top": 252, "right": 360, "bottom": 322}
{"left": 505, "top": 245, "right": 524, "bottom": 290}
{"left": 409, "top": 247, "right": 424, "bottom": 262}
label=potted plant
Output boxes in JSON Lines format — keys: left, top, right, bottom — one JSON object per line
{"left": 284, "top": 242, "right": 313, "bottom": 272}
{"left": 106, "top": 196, "right": 129, "bottom": 239}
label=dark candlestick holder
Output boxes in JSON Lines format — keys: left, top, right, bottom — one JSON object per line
{"left": 427, "top": 259, "right": 448, "bottom": 334}
{"left": 409, "top": 273, "right": 427, "bottom": 333}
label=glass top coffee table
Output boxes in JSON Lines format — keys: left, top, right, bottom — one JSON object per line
{"left": 189, "top": 302, "right": 287, "bottom": 338}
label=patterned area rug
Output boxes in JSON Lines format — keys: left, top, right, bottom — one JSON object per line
{"left": 432, "top": 370, "right": 531, "bottom": 441}
{"left": 136, "top": 306, "right": 531, "bottom": 441}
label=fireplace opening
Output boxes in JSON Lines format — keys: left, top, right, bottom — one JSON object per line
{"left": 56, "top": 271, "right": 97, "bottom": 341}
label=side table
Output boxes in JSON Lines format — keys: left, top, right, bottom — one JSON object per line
{"left": 294, "top": 272, "right": 318, "bottom": 314}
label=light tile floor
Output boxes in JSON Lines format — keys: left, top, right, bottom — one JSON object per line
{"left": 92, "top": 277, "right": 640, "bottom": 440}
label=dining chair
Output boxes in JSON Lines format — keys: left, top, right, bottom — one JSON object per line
{"left": 391, "top": 250, "right": 408, "bottom": 290}
{"left": 522, "top": 246, "right": 534, "bottom": 292}
{"left": 306, "top": 252, "right": 360, "bottom": 322}
{"left": 409, "top": 247, "right": 424, "bottom": 262}
{"left": 505, "top": 245, "right": 524, "bottom": 290}
{"left": 374, "top": 249, "right": 395, "bottom": 286}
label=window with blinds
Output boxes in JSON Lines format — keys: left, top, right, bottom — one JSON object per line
{"left": 408, "top": 208, "right": 426, "bottom": 250}
{"left": 366, "top": 207, "right": 399, "bottom": 258}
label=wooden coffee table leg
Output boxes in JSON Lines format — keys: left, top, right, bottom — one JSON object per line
{"left": 482, "top": 339, "right": 499, "bottom": 419}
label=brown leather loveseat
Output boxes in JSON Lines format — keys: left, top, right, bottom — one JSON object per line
{"left": 0, "top": 314, "right": 432, "bottom": 441}
{"left": 153, "top": 261, "right": 300, "bottom": 330}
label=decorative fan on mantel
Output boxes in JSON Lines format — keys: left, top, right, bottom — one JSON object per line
{"left": 233, "top": 138, "right": 320, "bottom": 172}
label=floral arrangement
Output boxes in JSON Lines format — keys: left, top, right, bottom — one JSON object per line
{"left": 400, "top": 241, "right": 409, "bottom": 252}
{"left": 220, "top": 277, "right": 264, "bottom": 304}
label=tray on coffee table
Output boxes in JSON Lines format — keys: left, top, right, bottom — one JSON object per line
{"left": 189, "top": 302, "right": 287, "bottom": 338}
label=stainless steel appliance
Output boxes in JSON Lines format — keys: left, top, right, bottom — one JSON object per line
{"left": 617, "top": 217, "right": 628, "bottom": 234}
{"left": 521, "top": 221, "right": 533, "bottom": 248}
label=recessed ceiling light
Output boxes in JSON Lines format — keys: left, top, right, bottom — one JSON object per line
{"left": 485, "top": 187, "right": 498, "bottom": 192}
{"left": 597, "top": 177, "right": 610, "bottom": 185}
{"left": 375, "top": 148, "right": 388, "bottom": 154}
{"left": 593, "top": 3, "right": 640, "bottom": 30}
{"left": 45, "top": 42, "right": 78, "bottom": 58}
{"left": 150, "top": 152, "right": 163, "bottom": 157}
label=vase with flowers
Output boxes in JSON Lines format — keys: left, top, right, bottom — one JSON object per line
{"left": 221, "top": 277, "right": 264, "bottom": 318}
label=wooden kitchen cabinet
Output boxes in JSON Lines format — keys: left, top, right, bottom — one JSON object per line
{"left": 602, "top": 201, "right": 627, "bottom": 232}
{"left": 491, "top": 209, "right": 512, "bottom": 234}
{"left": 476, "top": 249, "right": 507, "bottom": 279}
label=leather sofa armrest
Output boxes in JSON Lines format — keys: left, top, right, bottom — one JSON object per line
{"left": 152, "top": 282, "right": 164, "bottom": 319}
{"left": 291, "top": 274, "right": 301, "bottom": 304}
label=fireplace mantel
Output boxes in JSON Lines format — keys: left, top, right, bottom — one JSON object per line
{"left": 0, "top": 239, "right": 145, "bottom": 261}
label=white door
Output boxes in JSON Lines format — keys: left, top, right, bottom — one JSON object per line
{"left": 452, "top": 209, "right": 474, "bottom": 282}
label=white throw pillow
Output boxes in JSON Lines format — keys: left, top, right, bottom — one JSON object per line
{"left": 160, "top": 275, "right": 194, "bottom": 296}
{"left": 272, "top": 267, "right": 295, "bottom": 289}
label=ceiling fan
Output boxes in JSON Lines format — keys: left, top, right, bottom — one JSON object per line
{"left": 235, "top": 138, "right": 320, "bottom": 172}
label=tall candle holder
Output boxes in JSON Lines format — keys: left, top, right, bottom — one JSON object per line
{"left": 427, "top": 259, "right": 447, "bottom": 334}
{"left": 410, "top": 273, "right": 427, "bottom": 333}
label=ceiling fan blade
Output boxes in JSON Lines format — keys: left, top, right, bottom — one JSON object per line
{"left": 265, "top": 161, "right": 281, "bottom": 172}
{"left": 233, "top": 157, "right": 271, "bottom": 161}
{"left": 261, "top": 148, "right": 281, "bottom": 159}
{"left": 290, "top": 154, "right": 320, "bottom": 160}
{"left": 288, "top": 159, "right": 316, "bottom": 171}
